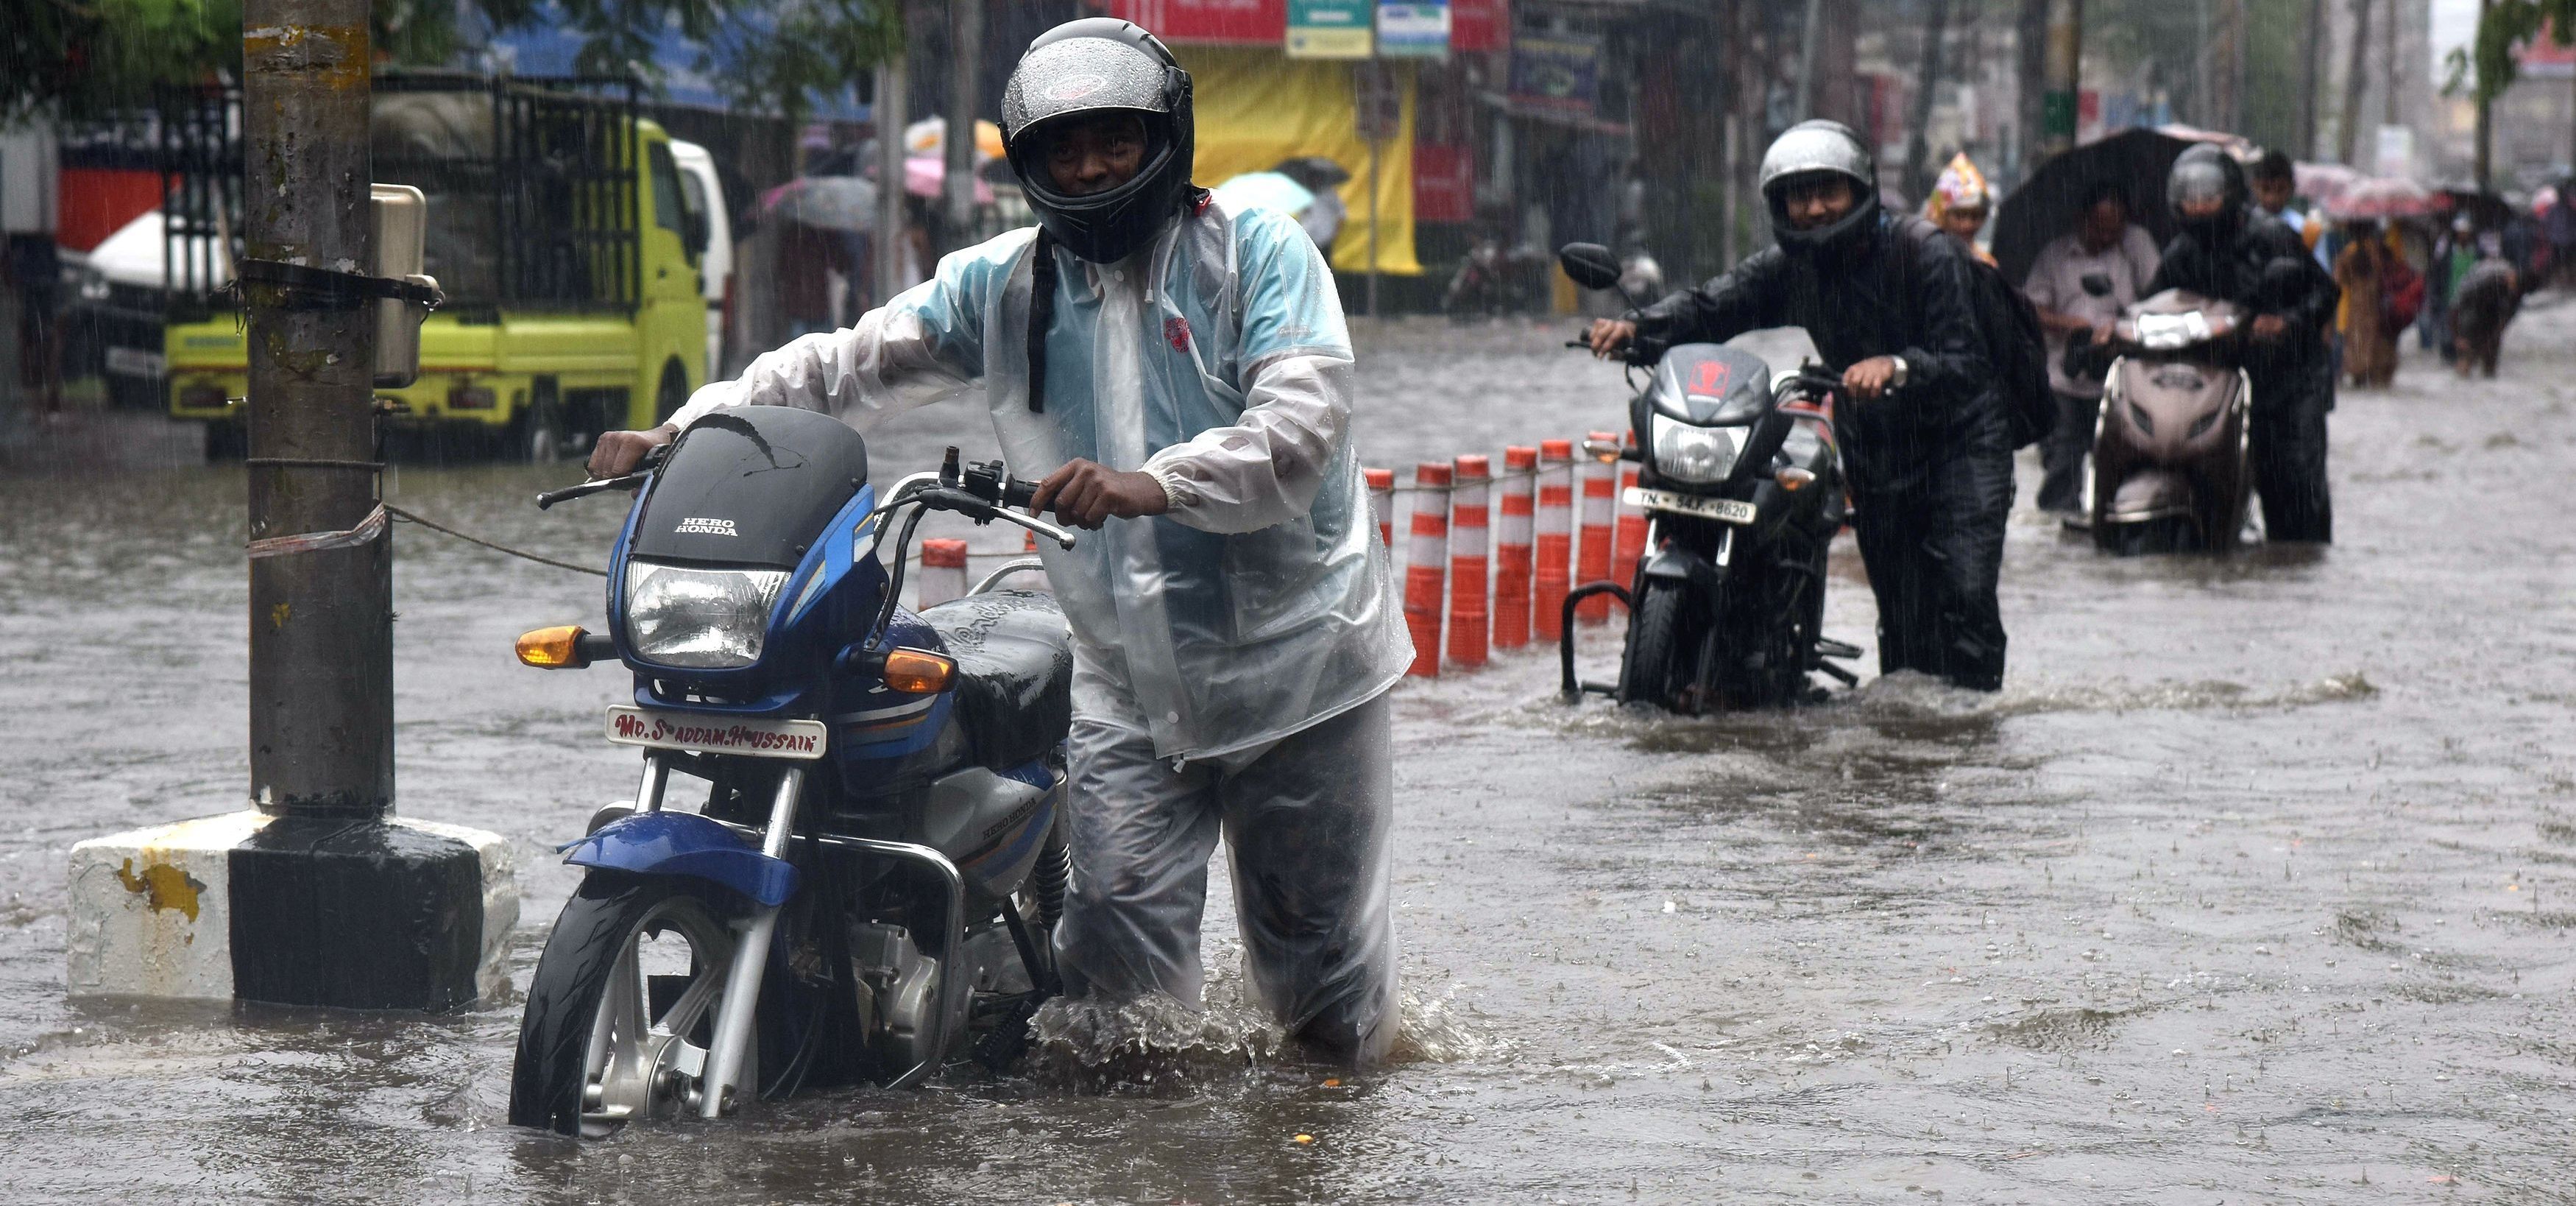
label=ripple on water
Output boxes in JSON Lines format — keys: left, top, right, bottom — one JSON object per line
{"left": 1022, "top": 955, "right": 1503, "bottom": 1094}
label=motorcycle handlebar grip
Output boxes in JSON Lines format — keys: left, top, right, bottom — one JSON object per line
{"left": 1002, "top": 477, "right": 1041, "bottom": 509}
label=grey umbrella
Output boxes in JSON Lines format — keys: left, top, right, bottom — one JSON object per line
{"left": 1991, "top": 127, "right": 2205, "bottom": 286}
{"left": 761, "top": 174, "right": 879, "bottom": 233}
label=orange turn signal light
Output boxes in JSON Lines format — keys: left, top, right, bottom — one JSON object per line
{"left": 1775, "top": 466, "right": 1817, "bottom": 491}
{"left": 882, "top": 647, "right": 958, "bottom": 694}
{"left": 516, "top": 625, "right": 589, "bottom": 669}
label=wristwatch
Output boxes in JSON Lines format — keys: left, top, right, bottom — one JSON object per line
{"left": 1888, "top": 356, "right": 1910, "bottom": 388}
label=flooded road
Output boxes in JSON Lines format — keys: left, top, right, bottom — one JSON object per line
{"left": 5, "top": 300, "right": 2575, "bottom": 1203}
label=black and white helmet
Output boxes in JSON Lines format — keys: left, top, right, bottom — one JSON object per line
{"left": 999, "top": 18, "right": 1198, "bottom": 264}
{"left": 2166, "top": 144, "right": 2248, "bottom": 244}
{"left": 1755, "top": 119, "right": 1882, "bottom": 258}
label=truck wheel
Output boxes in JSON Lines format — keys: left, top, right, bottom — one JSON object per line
{"left": 655, "top": 360, "right": 690, "bottom": 425}
{"left": 524, "top": 396, "right": 564, "bottom": 464}
{"left": 204, "top": 421, "right": 247, "bottom": 462}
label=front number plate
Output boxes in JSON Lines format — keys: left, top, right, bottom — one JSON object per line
{"left": 606, "top": 705, "right": 828, "bottom": 760}
{"left": 1623, "top": 487, "right": 1758, "bottom": 526}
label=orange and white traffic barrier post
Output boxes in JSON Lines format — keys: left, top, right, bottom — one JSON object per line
{"left": 1403, "top": 461, "right": 1451, "bottom": 677}
{"left": 919, "top": 538, "right": 969, "bottom": 608}
{"left": 1493, "top": 445, "right": 1536, "bottom": 649}
{"left": 1446, "top": 454, "right": 1492, "bottom": 669}
{"left": 1576, "top": 431, "right": 1618, "bottom": 624}
{"left": 1613, "top": 434, "right": 1648, "bottom": 600}
{"left": 1365, "top": 467, "right": 1394, "bottom": 551}
{"left": 1534, "top": 439, "right": 1575, "bottom": 643}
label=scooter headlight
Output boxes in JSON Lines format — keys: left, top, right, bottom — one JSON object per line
{"left": 1650, "top": 414, "right": 1738, "bottom": 485}
{"left": 623, "top": 561, "right": 788, "bottom": 669}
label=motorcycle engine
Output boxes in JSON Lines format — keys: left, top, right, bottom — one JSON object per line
{"left": 849, "top": 923, "right": 938, "bottom": 1071}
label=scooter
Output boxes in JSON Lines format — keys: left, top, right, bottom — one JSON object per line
{"left": 505, "top": 406, "right": 1079, "bottom": 1137}
{"left": 1554, "top": 242, "right": 1858, "bottom": 713}
{"left": 2066, "top": 287, "right": 2253, "bottom": 554}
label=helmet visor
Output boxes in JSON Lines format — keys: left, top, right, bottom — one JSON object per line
{"left": 2168, "top": 159, "right": 2232, "bottom": 209}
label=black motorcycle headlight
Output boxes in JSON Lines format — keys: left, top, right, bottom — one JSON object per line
{"left": 1650, "top": 414, "right": 1738, "bottom": 486}
{"left": 624, "top": 561, "right": 788, "bottom": 669}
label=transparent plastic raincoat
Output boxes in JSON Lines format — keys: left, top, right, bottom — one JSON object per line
{"left": 668, "top": 201, "right": 1412, "bottom": 762}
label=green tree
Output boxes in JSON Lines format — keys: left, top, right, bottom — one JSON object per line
{"left": 2444, "top": 0, "right": 2575, "bottom": 186}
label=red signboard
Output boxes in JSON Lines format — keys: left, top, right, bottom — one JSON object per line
{"left": 1415, "top": 142, "right": 1474, "bottom": 222}
{"left": 1095, "top": 0, "right": 1284, "bottom": 43}
{"left": 1449, "top": 0, "right": 1507, "bottom": 53}
{"left": 1096, "top": 0, "right": 1505, "bottom": 49}
{"left": 56, "top": 168, "right": 160, "bottom": 253}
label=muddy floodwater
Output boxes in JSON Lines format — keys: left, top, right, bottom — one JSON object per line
{"left": 5, "top": 302, "right": 2575, "bottom": 1204}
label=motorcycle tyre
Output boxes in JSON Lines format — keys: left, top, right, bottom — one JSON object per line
{"left": 1616, "top": 580, "right": 1694, "bottom": 712}
{"left": 508, "top": 871, "right": 746, "bottom": 1136}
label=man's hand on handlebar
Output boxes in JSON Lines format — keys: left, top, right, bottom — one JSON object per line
{"left": 1027, "top": 459, "right": 1170, "bottom": 530}
{"left": 587, "top": 425, "right": 677, "bottom": 479}
{"left": 1585, "top": 318, "right": 1637, "bottom": 359}
{"left": 1842, "top": 355, "right": 1902, "bottom": 401}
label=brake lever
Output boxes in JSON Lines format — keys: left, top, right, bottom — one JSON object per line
{"left": 537, "top": 472, "right": 647, "bottom": 509}
{"left": 915, "top": 484, "right": 1078, "bottom": 550}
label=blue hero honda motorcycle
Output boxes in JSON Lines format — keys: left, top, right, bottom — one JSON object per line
{"left": 1555, "top": 242, "right": 1859, "bottom": 712}
{"left": 505, "top": 406, "right": 1079, "bottom": 1137}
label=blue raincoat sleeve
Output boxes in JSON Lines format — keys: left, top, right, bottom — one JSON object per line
{"left": 666, "top": 230, "right": 1033, "bottom": 432}
{"left": 1142, "top": 208, "right": 1358, "bottom": 535}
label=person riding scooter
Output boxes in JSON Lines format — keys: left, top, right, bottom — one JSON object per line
{"left": 585, "top": 18, "right": 1410, "bottom": 1065}
{"left": 1586, "top": 120, "right": 2011, "bottom": 691}
{"left": 2144, "top": 145, "right": 2340, "bottom": 543}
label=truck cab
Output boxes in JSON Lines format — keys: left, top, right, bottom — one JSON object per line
{"left": 162, "top": 75, "right": 720, "bottom": 460}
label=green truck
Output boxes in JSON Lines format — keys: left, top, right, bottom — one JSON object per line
{"left": 163, "top": 74, "right": 715, "bottom": 459}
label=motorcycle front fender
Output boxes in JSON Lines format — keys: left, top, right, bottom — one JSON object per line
{"left": 1638, "top": 541, "right": 1727, "bottom": 597}
{"left": 560, "top": 811, "right": 800, "bottom": 908}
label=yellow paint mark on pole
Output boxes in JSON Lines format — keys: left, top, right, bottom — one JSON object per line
{"left": 113, "top": 859, "right": 207, "bottom": 922}
{"left": 271, "top": 602, "right": 291, "bottom": 630}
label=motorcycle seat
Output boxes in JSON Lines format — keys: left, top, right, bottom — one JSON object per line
{"left": 919, "top": 590, "right": 1072, "bottom": 770}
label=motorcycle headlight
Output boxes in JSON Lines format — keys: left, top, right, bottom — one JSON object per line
{"left": 1651, "top": 414, "right": 1738, "bottom": 485}
{"left": 623, "top": 561, "right": 788, "bottom": 669}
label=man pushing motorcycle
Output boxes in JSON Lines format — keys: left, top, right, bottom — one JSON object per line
{"left": 2146, "top": 145, "right": 2341, "bottom": 543}
{"left": 587, "top": 18, "right": 1409, "bottom": 1065}
{"left": 1586, "top": 121, "right": 2013, "bottom": 691}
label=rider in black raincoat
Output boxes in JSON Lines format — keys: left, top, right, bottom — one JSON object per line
{"left": 2146, "top": 145, "right": 2341, "bottom": 543}
{"left": 1588, "top": 120, "right": 2011, "bottom": 691}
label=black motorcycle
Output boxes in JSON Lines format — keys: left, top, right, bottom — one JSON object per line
{"left": 1556, "top": 243, "right": 1858, "bottom": 712}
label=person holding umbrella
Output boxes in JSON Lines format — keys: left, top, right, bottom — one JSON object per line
{"left": 2021, "top": 180, "right": 2160, "bottom": 515}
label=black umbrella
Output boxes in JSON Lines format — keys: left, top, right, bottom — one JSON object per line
{"left": 1992, "top": 127, "right": 2201, "bottom": 286}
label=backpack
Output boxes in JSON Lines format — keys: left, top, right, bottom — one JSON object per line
{"left": 1889, "top": 216, "right": 2056, "bottom": 450}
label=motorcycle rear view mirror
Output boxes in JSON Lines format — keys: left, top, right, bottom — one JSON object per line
{"left": 2080, "top": 272, "right": 2115, "bottom": 298}
{"left": 1557, "top": 243, "right": 1623, "bottom": 293}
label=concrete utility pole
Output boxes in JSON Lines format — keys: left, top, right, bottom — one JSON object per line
{"left": 2338, "top": 0, "right": 2373, "bottom": 164}
{"left": 1795, "top": 0, "right": 1825, "bottom": 119}
{"left": 2209, "top": 0, "right": 2243, "bottom": 133}
{"left": 941, "top": 0, "right": 983, "bottom": 254}
{"left": 2038, "top": 0, "right": 2084, "bottom": 158}
{"left": 66, "top": 0, "right": 511, "bottom": 1011}
{"left": 2301, "top": 0, "right": 2326, "bottom": 158}
{"left": 876, "top": 54, "right": 910, "bottom": 306}
{"left": 2474, "top": 0, "right": 2494, "bottom": 189}
{"left": 1903, "top": 0, "right": 1953, "bottom": 202}
{"left": 244, "top": 0, "right": 389, "bottom": 822}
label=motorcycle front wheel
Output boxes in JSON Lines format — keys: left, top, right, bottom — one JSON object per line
{"left": 509, "top": 872, "right": 745, "bottom": 1137}
{"left": 1616, "top": 579, "right": 1695, "bottom": 711}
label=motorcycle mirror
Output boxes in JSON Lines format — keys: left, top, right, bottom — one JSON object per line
{"left": 2080, "top": 272, "right": 2115, "bottom": 298}
{"left": 1557, "top": 243, "right": 1622, "bottom": 292}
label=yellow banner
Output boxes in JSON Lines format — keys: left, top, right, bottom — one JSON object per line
{"left": 1176, "top": 46, "right": 1420, "bottom": 277}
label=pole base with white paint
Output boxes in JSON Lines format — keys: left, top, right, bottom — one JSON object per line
{"left": 67, "top": 811, "right": 516, "bottom": 1010}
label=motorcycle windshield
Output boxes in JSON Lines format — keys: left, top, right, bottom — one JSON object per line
{"left": 629, "top": 407, "right": 869, "bottom": 569}
{"left": 1648, "top": 344, "right": 1773, "bottom": 426}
